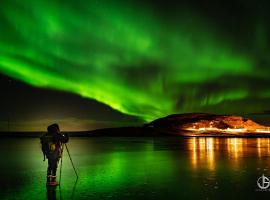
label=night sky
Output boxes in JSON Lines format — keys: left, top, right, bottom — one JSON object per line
{"left": 1, "top": 0, "right": 270, "bottom": 131}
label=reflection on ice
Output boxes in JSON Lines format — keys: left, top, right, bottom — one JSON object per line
{"left": 189, "top": 138, "right": 270, "bottom": 170}
{"left": 190, "top": 138, "right": 215, "bottom": 170}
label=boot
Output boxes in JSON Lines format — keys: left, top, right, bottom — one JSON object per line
{"left": 46, "top": 175, "right": 59, "bottom": 186}
{"left": 50, "top": 176, "right": 59, "bottom": 186}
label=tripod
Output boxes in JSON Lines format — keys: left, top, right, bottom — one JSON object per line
{"left": 59, "top": 143, "right": 79, "bottom": 186}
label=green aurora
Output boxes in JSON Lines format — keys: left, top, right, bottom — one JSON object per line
{"left": 0, "top": 0, "right": 270, "bottom": 122}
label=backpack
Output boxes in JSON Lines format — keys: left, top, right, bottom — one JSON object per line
{"left": 40, "top": 134, "right": 57, "bottom": 156}
{"left": 47, "top": 141, "right": 56, "bottom": 153}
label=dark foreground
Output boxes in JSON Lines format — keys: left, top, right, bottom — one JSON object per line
{"left": 0, "top": 137, "right": 270, "bottom": 200}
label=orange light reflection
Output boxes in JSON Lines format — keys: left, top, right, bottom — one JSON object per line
{"left": 188, "top": 138, "right": 270, "bottom": 171}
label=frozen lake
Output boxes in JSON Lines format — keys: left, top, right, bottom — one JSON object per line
{"left": 0, "top": 137, "right": 270, "bottom": 199}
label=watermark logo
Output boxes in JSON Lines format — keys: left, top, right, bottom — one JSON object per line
{"left": 257, "top": 174, "right": 270, "bottom": 191}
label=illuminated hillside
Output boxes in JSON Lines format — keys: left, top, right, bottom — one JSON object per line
{"left": 148, "top": 113, "right": 270, "bottom": 136}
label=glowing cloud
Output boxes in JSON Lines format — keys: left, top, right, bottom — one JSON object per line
{"left": 0, "top": 0, "right": 268, "bottom": 121}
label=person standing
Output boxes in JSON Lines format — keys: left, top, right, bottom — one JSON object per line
{"left": 40, "top": 123, "right": 69, "bottom": 186}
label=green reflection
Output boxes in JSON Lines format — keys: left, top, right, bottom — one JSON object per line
{"left": 1, "top": 138, "right": 270, "bottom": 199}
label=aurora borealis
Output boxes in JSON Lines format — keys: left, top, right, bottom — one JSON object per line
{"left": 1, "top": 0, "right": 270, "bottom": 129}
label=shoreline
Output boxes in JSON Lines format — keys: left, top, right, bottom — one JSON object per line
{"left": 1, "top": 127, "right": 270, "bottom": 138}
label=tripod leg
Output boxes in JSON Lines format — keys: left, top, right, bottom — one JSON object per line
{"left": 59, "top": 156, "right": 63, "bottom": 185}
{"left": 65, "top": 143, "right": 79, "bottom": 179}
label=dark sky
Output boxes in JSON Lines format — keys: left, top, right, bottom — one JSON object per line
{"left": 0, "top": 74, "right": 142, "bottom": 131}
{"left": 0, "top": 0, "right": 270, "bottom": 131}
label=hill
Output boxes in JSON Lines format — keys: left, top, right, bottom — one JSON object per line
{"left": 146, "top": 113, "right": 270, "bottom": 136}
